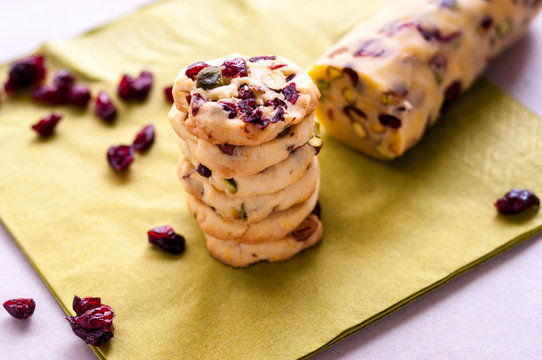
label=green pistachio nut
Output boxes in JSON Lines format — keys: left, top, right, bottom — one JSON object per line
{"left": 224, "top": 178, "right": 238, "bottom": 194}
{"left": 196, "top": 66, "right": 224, "bottom": 90}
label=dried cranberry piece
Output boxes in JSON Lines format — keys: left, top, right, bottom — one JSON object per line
{"left": 218, "top": 144, "right": 235, "bottom": 155}
{"left": 107, "top": 145, "right": 134, "bottom": 171}
{"left": 441, "top": 80, "right": 461, "bottom": 114}
{"left": 32, "top": 113, "right": 62, "bottom": 137}
{"left": 378, "top": 114, "right": 402, "bottom": 129}
{"left": 282, "top": 83, "right": 299, "bottom": 104}
{"left": 243, "top": 107, "right": 269, "bottom": 129}
{"left": 436, "top": 0, "right": 457, "bottom": 9}
{"left": 271, "top": 106, "right": 285, "bottom": 123}
{"left": 221, "top": 58, "right": 248, "bottom": 78}
{"left": 354, "top": 39, "right": 386, "bottom": 57}
{"left": 95, "top": 91, "right": 117, "bottom": 121}
{"left": 342, "top": 67, "right": 359, "bottom": 86}
{"left": 270, "top": 64, "right": 287, "bottom": 70}
{"left": 428, "top": 52, "right": 448, "bottom": 69}
{"left": 147, "top": 225, "right": 186, "bottom": 254}
{"left": 190, "top": 93, "right": 206, "bottom": 116}
{"left": 66, "top": 84, "right": 91, "bottom": 107}
{"left": 3, "top": 298, "right": 35, "bottom": 319}
{"left": 132, "top": 124, "right": 155, "bottom": 152}
{"left": 53, "top": 69, "right": 75, "bottom": 92}
{"left": 238, "top": 98, "right": 256, "bottom": 115}
{"left": 380, "top": 21, "right": 416, "bottom": 36}
{"left": 495, "top": 189, "right": 540, "bottom": 215}
{"left": 311, "top": 201, "right": 321, "bottom": 218}
{"left": 343, "top": 105, "right": 367, "bottom": 120}
{"left": 197, "top": 163, "right": 212, "bottom": 178}
{"left": 4, "top": 55, "right": 46, "bottom": 92}
{"left": 292, "top": 217, "right": 319, "bottom": 241}
{"left": 185, "top": 61, "right": 210, "bottom": 80}
{"left": 164, "top": 85, "right": 174, "bottom": 103}
{"left": 67, "top": 304, "right": 115, "bottom": 347}
{"left": 220, "top": 102, "right": 238, "bottom": 118}
{"left": 237, "top": 84, "right": 254, "bottom": 100}
{"left": 266, "top": 97, "right": 287, "bottom": 109}
{"left": 73, "top": 296, "right": 101, "bottom": 316}
{"left": 248, "top": 55, "right": 276, "bottom": 62}
{"left": 479, "top": 17, "right": 493, "bottom": 31}
{"left": 416, "top": 24, "right": 462, "bottom": 42}
{"left": 32, "top": 85, "right": 66, "bottom": 105}
{"left": 118, "top": 70, "right": 153, "bottom": 101}
{"left": 285, "top": 74, "right": 296, "bottom": 82}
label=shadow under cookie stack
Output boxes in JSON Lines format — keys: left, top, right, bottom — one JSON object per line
{"left": 169, "top": 54, "right": 323, "bottom": 267}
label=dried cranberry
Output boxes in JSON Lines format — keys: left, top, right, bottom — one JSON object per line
{"left": 428, "top": 52, "right": 448, "bottom": 69}
{"left": 221, "top": 58, "right": 248, "bottom": 78}
{"left": 118, "top": 70, "right": 153, "bottom": 101}
{"left": 292, "top": 217, "right": 318, "bottom": 241}
{"left": 67, "top": 84, "right": 91, "bottom": 108}
{"left": 107, "top": 145, "right": 134, "bottom": 171}
{"left": 271, "top": 106, "right": 285, "bottom": 123}
{"left": 354, "top": 39, "right": 386, "bottom": 57}
{"left": 243, "top": 107, "right": 269, "bottom": 129}
{"left": 3, "top": 298, "right": 35, "bottom": 319}
{"left": 238, "top": 98, "right": 256, "bottom": 115}
{"left": 441, "top": 80, "right": 461, "bottom": 114}
{"left": 266, "top": 97, "right": 287, "bottom": 109}
{"left": 218, "top": 144, "right": 235, "bottom": 155}
{"left": 73, "top": 296, "right": 101, "bottom": 316}
{"left": 66, "top": 303, "right": 115, "bottom": 347}
{"left": 495, "top": 189, "right": 540, "bottom": 215}
{"left": 53, "top": 69, "right": 75, "bottom": 92}
{"left": 380, "top": 21, "right": 416, "bottom": 36}
{"left": 197, "top": 163, "right": 212, "bottom": 178}
{"left": 417, "top": 24, "right": 462, "bottom": 42}
{"left": 378, "top": 114, "right": 402, "bottom": 129}
{"left": 249, "top": 55, "right": 276, "bottom": 62}
{"left": 132, "top": 124, "right": 155, "bottom": 152}
{"left": 32, "top": 85, "right": 65, "bottom": 105}
{"left": 95, "top": 91, "right": 117, "bottom": 121}
{"left": 270, "top": 64, "right": 287, "bottom": 70}
{"left": 32, "top": 113, "right": 62, "bottom": 137}
{"left": 436, "top": 0, "right": 457, "bottom": 9}
{"left": 237, "top": 84, "right": 254, "bottom": 100}
{"left": 164, "top": 85, "right": 174, "bottom": 103}
{"left": 285, "top": 74, "right": 296, "bottom": 82}
{"left": 343, "top": 105, "right": 366, "bottom": 120}
{"left": 147, "top": 225, "right": 186, "bottom": 254}
{"left": 220, "top": 102, "right": 238, "bottom": 118}
{"left": 282, "top": 83, "right": 299, "bottom": 104}
{"left": 190, "top": 93, "right": 206, "bottom": 116}
{"left": 185, "top": 61, "right": 210, "bottom": 80}
{"left": 311, "top": 201, "right": 321, "bottom": 218}
{"left": 4, "top": 55, "right": 46, "bottom": 92}
{"left": 342, "top": 67, "right": 359, "bottom": 86}
{"left": 479, "top": 17, "right": 493, "bottom": 31}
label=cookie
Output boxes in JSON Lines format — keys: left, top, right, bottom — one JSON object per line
{"left": 172, "top": 53, "right": 320, "bottom": 146}
{"left": 169, "top": 106, "right": 315, "bottom": 177}
{"left": 178, "top": 155, "right": 320, "bottom": 223}
{"left": 185, "top": 182, "right": 319, "bottom": 243}
{"left": 205, "top": 215, "right": 322, "bottom": 267}
{"left": 179, "top": 138, "right": 317, "bottom": 197}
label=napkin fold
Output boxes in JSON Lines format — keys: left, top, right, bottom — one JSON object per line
{"left": 0, "top": 1, "right": 541, "bottom": 359}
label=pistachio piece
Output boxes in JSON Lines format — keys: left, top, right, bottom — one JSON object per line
{"left": 342, "top": 88, "right": 353, "bottom": 104}
{"left": 262, "top": 72, "right": 286, "bottom": 91}
{"left": 292, "top": 216, "right": 319, "bottom": 241}
{"left": 196, "top": 66, "right": 224, "bottom": 90}
{"left": 316, "top": 80, "right": 331, "bottom": 92}
{"left": 326, "top": 66, "right": 343, "bottom": 80}
{"left": 352, "top": 121, "right": 366, "bottom": 139}
{"left": 309, "top": 137, "right": 323, "bottom": 155}
{"left": 231, "top": 203, "right": 246, "bottom": 219}
{"left": 224, "top": 178, "right": 238, "bottom": 194}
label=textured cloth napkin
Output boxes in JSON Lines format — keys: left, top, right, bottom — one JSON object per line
{"left": 1, "top": 1, "right": 541, "bottom": 359}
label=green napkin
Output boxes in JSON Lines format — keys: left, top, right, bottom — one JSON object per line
{"left": 1, "top": 1, "right": 541, "bottom": 359}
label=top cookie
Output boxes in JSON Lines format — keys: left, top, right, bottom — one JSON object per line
{"left": 172, "top": 54, "right": 320, "bottom": 146}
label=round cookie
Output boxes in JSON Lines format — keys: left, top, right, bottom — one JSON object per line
{"left": 185, "top": 183, "right": 319, "bottom": 243}
{"left": 169, "top": 106, "right": 315, "bottom": 177}
{"left": 179, "top": 139, "right": 317, "bottom": 197}
{"left": 179, "top": 155, "right": 320, "bottom": 223}
{"left": 172, "top": 53, "right": 320, "bottom": 146}
{"left": 205, "top": 215, "right": 322, "bottom": 267}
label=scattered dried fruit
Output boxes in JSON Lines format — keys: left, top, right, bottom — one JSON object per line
{"left": 378, "top": 114, "right": 402, "bottom": 129}
{"left": 248, "top": 55, "right": 276, "bottom": 62}
{"left": 221, "top": 58, "right": 248, "bottom": 78}
{"left": 441, "top": 80, "right": 461, "bottom": 114}
{"left": 53, "top": 69, "right": 75, "bottom": 92}
{"left": 218, "top": 144, "right": 235, "bottom": 155}
{"left": 68, "top": 84, "right": 91, "bottom": 108}
{"left": 342, "top": 67, "right": 359, "bottom": 86}
{"left": 32, "top": 85, "right": 65, "bottom": 105}
{"left": 220, "top": 102, "right": 238, "bottom": 118}
{"left": 354, "top": 39, "right": 386, "bottom": 57}
{"left": 495, "top": 189, "right": 540, "bottom": 215}
{"left": 292, "top": 217, "right": 318, "bottom": 241}
{"left": 164, "top": 85, "right": 174, "bottom": 103}
{"left": 3, "top": 298, "right": 35, "bottom": 319}
{"left": 417, "top": 23, "right": 462, "bottom": 42}
{"left": 147, "top": 225, "right": 186, "bottom": 254}
{"left": 237, "top": 84, "right": 254, "bottom": 100}
{"left": 185, "top": 61, "right": 210, "bottom": 80}
{"left": 190, "top": 93, "right": 206, "bottom": 116}
{"left": 107, "top": 145, "right": 134, "bottom": 171}
{"left": 132, "top": 124, "right": 155, "bottom": 152}
{"left": 95, "top": 91, "right": 117, "bottom": 121}
{"left": 118, "top": 70, "right": 153, "bottom": 101}
{"left": 197, "top": 163, "right": 212, "bottom": 178}
{"left": 31, "top": 113, "right": 62, "bottom": 137}
{"left": 285, "top": 74, "right": 296, "bottom": 82}
{"left": 282, "top": 83, "right": 299, "bottom": 104}
{"left": 66, "top": 296, "right": 115, "bottom": 347}
{"left": 4, "top": 55, "right": 46, "bottom": 93}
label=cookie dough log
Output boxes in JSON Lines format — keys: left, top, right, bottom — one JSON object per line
{"left": 309, "top": 0, "right": 542, "bottom": 160}
{"left": 172, "top": 54, "right": 320, "bottom": 146}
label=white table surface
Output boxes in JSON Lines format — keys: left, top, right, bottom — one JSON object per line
{"left": 0, "top": 1, "right": 541, "bottom": 359}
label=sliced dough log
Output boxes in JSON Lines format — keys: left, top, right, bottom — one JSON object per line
{"left": 186, "top": 182, "right": 319, "bottom": 243}
{"left": 205, "top": 215, "right": 323, "bottom": 267}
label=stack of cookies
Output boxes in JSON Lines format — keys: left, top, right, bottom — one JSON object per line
{"left": 168, "top": 54, "right": 323, "bottom": 267}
